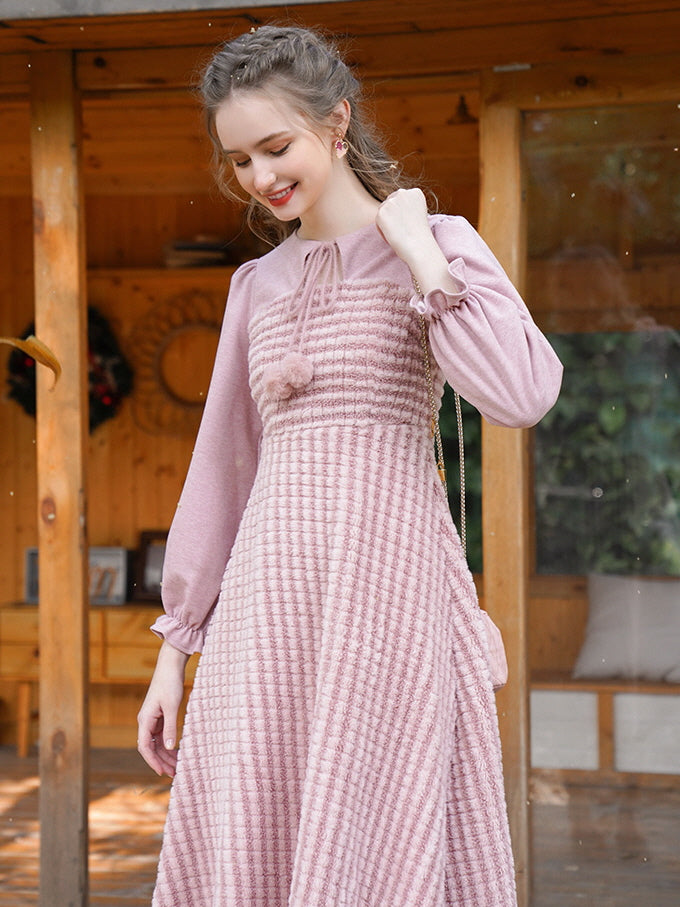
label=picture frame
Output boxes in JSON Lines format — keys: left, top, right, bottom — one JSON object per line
{"left": 24, "top": 546, "right": 131, "bottom": 605}
{"left": 133, "top": 530, "right": 168, "bottom": 601}
{"left": 89, "top": 547, "right": 131, "bottom": 604}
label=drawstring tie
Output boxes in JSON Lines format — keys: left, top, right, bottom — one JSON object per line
{"left": 263, "top": 242, "right": 341, "bottom": 401}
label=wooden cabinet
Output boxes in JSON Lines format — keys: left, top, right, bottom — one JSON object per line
{"left": 0, "top": 603, "right": 198, "bottom": 754}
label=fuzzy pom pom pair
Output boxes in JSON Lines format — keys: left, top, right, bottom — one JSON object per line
{"left": 262, "top": 352, "right": 314, "bottom": 401}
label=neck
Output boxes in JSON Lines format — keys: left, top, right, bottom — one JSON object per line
{"left": 297, "top": 164, "right": 381, "bottom": 241}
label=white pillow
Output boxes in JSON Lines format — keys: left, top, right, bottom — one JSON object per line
{"left": 572, "top": 574, "right": 680, "bottom": 683}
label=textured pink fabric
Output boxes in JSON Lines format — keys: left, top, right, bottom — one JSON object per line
{"left": 151, "top": 217, "right": 562, "bottom": 905}
{"left": 153, "top": 217, "right": 562, "bottom": 655}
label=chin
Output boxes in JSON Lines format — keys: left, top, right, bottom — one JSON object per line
{"left": 267, "top": 208, "right": 300, "bottom": 224}
{"left": 270, "top": 209, "right": 301, "bottom": 223}
{"left": 254, "top": 199, "right": 298, "bottom": 224}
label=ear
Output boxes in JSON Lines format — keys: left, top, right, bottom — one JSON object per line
{"left": 329, "top": 98, "right": 351, "bottom": 135}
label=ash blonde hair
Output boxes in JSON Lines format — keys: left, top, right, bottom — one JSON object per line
{"left": 200, "top": 24, "right": 416, "bottom": 245}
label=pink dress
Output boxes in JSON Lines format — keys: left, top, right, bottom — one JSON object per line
{"left": 150, "top": 216, "right": 562, "bottom": 906}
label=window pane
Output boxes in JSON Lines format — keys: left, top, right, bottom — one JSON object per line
{"left": 524, "top": 102, "right": 680, "bottom": 576}
{"left": 535, "top": 330, "right": 680, "bottom": 575}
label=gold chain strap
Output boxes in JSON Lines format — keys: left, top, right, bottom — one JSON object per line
{"left": 415, "top": 292, "right": 467, "bottom": 557}
{"left": 418, "top": 313, "right": 447, "bottom": 487}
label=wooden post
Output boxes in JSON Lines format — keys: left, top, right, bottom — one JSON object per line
{"left": 30, "top": 50, "right": 89, "bottom": 907}
{"left": 478, "top": 91, "right": 531, "bottom": 906}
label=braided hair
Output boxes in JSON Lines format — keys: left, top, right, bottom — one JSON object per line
{"left": 200, "top": 25, "right": 413, "bottom": 244}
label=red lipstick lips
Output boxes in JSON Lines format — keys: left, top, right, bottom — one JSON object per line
{"left": 267, "top": 184, "right": 296, "bottom": 207}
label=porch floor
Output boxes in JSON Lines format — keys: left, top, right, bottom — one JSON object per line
{"left": 1, "top": 746, "right": 679, "bottom": 905}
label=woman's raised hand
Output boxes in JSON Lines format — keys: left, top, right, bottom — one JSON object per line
{"left": 377, "top": 187, "right": 454, "bottom": 298}
{"left": 137, "top": 640, "right": 190, "bottom": 777}
{"left": 375, "top": 187, "right": 432, "bottom": 264}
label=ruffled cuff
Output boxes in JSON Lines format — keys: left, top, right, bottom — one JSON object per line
{"left": 150, "top": 612, "right": 205, "bottom": 656}
{"left": 408, "top": 257, "right": 469, "bottom": 319}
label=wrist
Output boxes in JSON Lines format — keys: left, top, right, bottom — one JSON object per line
{"left": 159, "top": 639, "right": 191, "bottom": 668}
{"left": 398, "top": 228, "right": 439, "bottom": 270}
{"left": 407, "top": 241, "right": 452, "bottom": 298}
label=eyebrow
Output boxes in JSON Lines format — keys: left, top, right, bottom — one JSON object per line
{"left": 222, "top": 131, "right": 290, "bottom": 155}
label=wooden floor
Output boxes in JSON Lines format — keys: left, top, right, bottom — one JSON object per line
{"left": 1, "top": 747, "right": 679, "bottom": 905}
{"left": 530, "top": 775, "right": 680, "bottom": 905}
{"left": 0, "top": 747, "right": 169, "bottom": 906}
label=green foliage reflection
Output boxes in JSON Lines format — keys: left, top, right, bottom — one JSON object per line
{"left": 534, "top": 331, "right": 680, "bottom": 576}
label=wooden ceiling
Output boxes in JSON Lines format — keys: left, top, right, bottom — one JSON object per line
{"left": 1, "top": 1, "right": 680, "bottom": 80}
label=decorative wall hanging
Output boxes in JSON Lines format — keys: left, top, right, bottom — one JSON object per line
{"left": 127, "top": 290, "right": 223, "bottom": 436}
{"left": 6, "top": 307, "right": 133, "bottom": 433}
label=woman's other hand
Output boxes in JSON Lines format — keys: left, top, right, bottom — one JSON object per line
{"left": 376, "top": 187, "right": 432, "bottom": 263}
{"left": 137, "top": 640, "right": 190, "bottom": 777}
{"left": 377, "top": 188, "right": 454, "bottom": 298}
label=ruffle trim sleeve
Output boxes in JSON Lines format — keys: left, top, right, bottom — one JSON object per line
{"left": 150, "top": 612, "right": 207, "bottom": 656}
{"left": 408, "top": 257, "right": 468, "bottom": 319}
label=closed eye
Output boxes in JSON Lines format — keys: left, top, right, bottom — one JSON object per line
{"left": 230, "top": 142, "right": 289, "bottom": 168}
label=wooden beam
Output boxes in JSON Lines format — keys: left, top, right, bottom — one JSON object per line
{"left": 0, "top": 0, "right": 680, "bottom": 92}
{"left": 478, "top": 92, "right": 531, "bottom": 906}
{"left": 2, "top": 9, "right": 680, "bottom": 92}
{"left": 1, "top": 0, "right": 678, "bottom": 55}
{"left": 598, "top": 692, "right": 616, "bottom": 771}
{"left": 481, "top": 52, "right": 680, "bottom": 110}
{"left": 69, "top": 8, "right": 680, "bottom": 92}
{"left": 30, "top": 50, "right": 89, "bottom": 907}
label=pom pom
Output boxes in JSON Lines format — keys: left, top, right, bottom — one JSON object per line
{"left": 262, "top": 352, "right": 314, "bottom": 401}
{"left": 280, "top": 351, "right": 314, "bottom": 389}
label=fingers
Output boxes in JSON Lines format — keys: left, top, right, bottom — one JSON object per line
{"left": 137, "top": 731, "right": 179, "bottom": 778}
{"left": 161, "top": 713, "right": 178, "bottom": 753}
{"left": 379, "top": 186, "right": 426, "bottom": 214}
{"left": 376, "top": 188, "right": 431, "bottom": 264}
{"left": 376, "top": 188, "right": 427, "bottom": 229}
{"left": 137, "top": 707, "right": 179, "bottom": 777}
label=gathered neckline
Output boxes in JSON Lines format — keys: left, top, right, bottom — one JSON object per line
{"left": 292, "top": 220, "right": 379, "bottom": 248}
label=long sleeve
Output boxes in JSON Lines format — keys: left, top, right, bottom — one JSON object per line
{"left": 414, "top": 216, "right": 563, "bottom": 427}
{"left": 151, "top": 261, "right": 262, "bottom": 654}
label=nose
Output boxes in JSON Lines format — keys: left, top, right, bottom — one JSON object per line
{"left": 252, "top": 160, "right": 276, "bottom": 195}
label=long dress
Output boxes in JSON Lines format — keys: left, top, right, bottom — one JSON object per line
{"left": 150, "top": 216, "right": 563, "bottom": 906}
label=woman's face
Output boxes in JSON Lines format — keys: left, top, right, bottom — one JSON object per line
{"left": 215, "top": 90, "right": 339, "bottom": 228}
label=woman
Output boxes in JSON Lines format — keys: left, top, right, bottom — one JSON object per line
{"left": 138, "top": 24, "right": 562, "bottom": 906}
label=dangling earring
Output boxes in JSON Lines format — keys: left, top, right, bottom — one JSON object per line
{"left": 334, "top": 134, "right": 349, "bottom": 159}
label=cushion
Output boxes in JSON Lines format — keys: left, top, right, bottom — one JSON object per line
{"left": 572, "top": 574, "right": 680, "bottom": 683}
